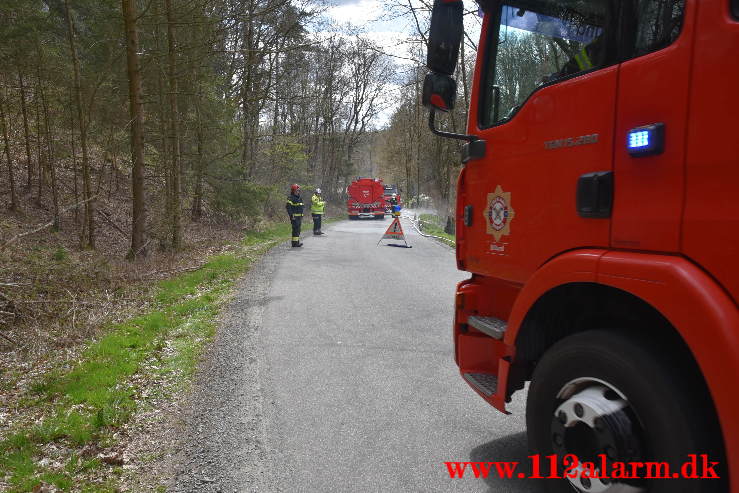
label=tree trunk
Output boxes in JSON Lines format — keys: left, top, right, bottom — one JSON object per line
{"left": 191, "top": 91, "right": 204, "bottom": 221}
{"left": 122, "top": 0, "right": 148, "bottom": 259}
{"left": 152, "top": 0, "right": 171, "bottom": 240}
{"left": 460, "top": 40, "right": 470, "bottom": 114}
{"left": 38, "top": 75, "right": 59, "bottom": 230}
{"left": 414, "top": 68, "right": 422, "bottom": 203}
{"left": 34, "top": 74, "right": 44, "bottom": 206}
{"left": 240, "top": 0, "right": 259, "bottom": 179}
{"left": 0, "top": 85, "right": 18, "bottom": 211}
{"left": 18, "top": 71, "right": 33, "bottom": 192}
{"left": 69, "top": 90, "right": 79, "bottom": 224}
{"left": 64, "top": 0, "right": 95, "bottom": 248}
{"left": 165, "top": 0, "right": 181, "bottom": 250}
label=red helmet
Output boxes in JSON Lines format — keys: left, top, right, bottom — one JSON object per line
{"left": 290, "top": 184, "right": 300, "bottom": 193}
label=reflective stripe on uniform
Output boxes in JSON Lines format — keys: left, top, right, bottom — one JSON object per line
{"left": 293, "top": 213, "right": 303, "bottom": 217}
{"left": 287, "top": 200, "right": 303, "bottom": 206}
{"left": 574, "top": 47, "right": 593, "bottom": 71}
{"left": 292, "top": 237, "right": 299, "bottom": 241}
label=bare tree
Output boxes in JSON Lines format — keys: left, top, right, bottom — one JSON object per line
{"left": 18, "top": 71, "right": 33, "bottom": 191}
{"left": 122, "top": 0, "right": 148, "bottom": 259}
{"left": 0, "top": 83, "right": 18, "bottom": 211}
{"left": 64, "top": 0, "right": 95, "bottom": 248}
{"left": 165, "top": 0, "right": 182, "bottom": 250}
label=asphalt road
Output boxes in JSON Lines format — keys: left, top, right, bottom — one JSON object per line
{"left": 171, "top": 214, "right": 539, "bottom": 493}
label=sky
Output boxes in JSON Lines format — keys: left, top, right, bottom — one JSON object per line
{"left": 318, "top": 0, "right": 483, "bottom": 127}
{"left": 324, "top": 0, "right": 412, "bottom": 55}
{"left": 323, "top": 0, "right": 483, "bottom": 59}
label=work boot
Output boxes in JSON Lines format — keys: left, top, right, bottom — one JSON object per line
{"left": 291, "top": 241, "right": 302, "bottom": 248}
{"left": 313, "top": 231, "right": 319, "bottom": 236}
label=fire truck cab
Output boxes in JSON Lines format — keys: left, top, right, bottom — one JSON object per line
{"left": 423, "top": 0, "right": 739, "bottom": 490}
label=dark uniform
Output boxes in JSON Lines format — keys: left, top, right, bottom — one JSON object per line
{"left": 286, "top": 191, "right": 304, "bottom": 247}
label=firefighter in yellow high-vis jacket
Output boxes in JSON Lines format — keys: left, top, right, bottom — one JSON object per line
{"left": 311, "top": 188, "right": 326, "bottom": 236}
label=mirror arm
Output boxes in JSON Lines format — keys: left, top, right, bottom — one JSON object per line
{"left": 428, "top": 109, "right": 478, "bottom": 143}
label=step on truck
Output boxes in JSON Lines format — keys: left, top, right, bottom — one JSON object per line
{"left": 347, "top": 177, "right": 387, "bottom": 220}
{"left": 423, "top": 0, "right": 738, "bottom": 491}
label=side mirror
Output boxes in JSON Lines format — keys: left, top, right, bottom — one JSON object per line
{"left": 422, "top": 72, "right": 457, "bottom": 112}
{"left": 427, "top": 0, "right": 464, "bottom": 75}
{"left": 424, "top": 0, "right": 480, "bottom": 146}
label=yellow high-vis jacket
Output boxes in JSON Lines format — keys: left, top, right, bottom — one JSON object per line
{"left": 311, "top": 194, "right": 325, "bottom": 215}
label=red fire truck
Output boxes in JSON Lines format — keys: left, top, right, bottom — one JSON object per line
{"left": 424, "top": 0, "right": 738, "bottom": 490}
{"left": 346, "top": 177, "right": 386, "bottom": 219}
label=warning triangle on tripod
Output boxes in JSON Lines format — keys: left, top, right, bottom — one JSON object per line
{"left": 377, "top": 217, "right": 410, "bottom": 247}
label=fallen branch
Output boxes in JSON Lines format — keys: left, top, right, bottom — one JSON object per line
{"left": 96, "top": 208, "right": 128, "bottom": 238}
{"left": 134, "top": 238, "right": 152, "bottom": 256}
{"left": 0, "top": 330, "right": 17, "bottom": 346}
{"left": 1, "top": 195, "right": 99, "bottom": 251}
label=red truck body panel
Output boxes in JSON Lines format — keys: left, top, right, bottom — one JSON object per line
{"left": 683, "top": 0, "right": 739, "bottom": 306}
{"left": 347, "top": 178, "right": 386, "bottom": 219}
{"left": 448, "top": 0, "right": 739, "bottom": 486}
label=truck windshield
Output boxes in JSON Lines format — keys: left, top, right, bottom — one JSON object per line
{"left": 480, "top": 0, "right": 611, "bottom": 127}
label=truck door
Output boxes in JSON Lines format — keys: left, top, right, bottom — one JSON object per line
{"left": 682, "top": 0, "right": 739, "bottom": 303}
{"left": 611, "top": 0, "right": 692, "bottom": 252}
{"left": 462, "top": 1, "right": 619, "bottom": 284}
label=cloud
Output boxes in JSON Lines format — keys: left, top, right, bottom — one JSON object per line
{"left": 327, "top": 0, "right": 364, "bottom": 5}
{"left": 321, "top": 0, "right": 419, "bottom": 65}
{"left": 326, "top": 0, "right": 384, "bottom": 25}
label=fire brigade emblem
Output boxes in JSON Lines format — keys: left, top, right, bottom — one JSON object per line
{"left": 484, "top": 185, "right": 515, "bottom": 242}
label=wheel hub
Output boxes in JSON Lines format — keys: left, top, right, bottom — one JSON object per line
{"left": 551, "top": 379, "right": 646, "bottom": 493}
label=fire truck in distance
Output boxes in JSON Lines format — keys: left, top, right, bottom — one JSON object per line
{"left": 423, "top": 0, "right": 738, "bottom": 491}
{"left": 382, "top": 184, "right": 402, "bottom": 216}
{"left": 346, "top": 177, "right": 386, "bottom": 220}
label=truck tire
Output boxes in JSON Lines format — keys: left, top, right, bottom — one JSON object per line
{"left": 526, "top": 329, "right": 726, "bottom": 493}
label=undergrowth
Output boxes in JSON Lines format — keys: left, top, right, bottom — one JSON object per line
{"left": 418, "top": 214, "right": 455, "bottom": 246}
{"left": 0, "top": 223, "right": 291, "bottom": 492}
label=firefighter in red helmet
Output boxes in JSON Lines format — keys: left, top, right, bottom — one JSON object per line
{"left": 286, "top": 184, "right": 304, "bottom": 247}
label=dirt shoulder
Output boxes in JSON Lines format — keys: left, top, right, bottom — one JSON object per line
{"left": 0, "top": 220, "right": 290, "bottom": 492}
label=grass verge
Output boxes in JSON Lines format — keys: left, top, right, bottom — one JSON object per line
{"left": 418, "top": 214, "right": 455, "bottom": 246}
{"left": 0, "top": 223, "right": 292, "bottom": 492}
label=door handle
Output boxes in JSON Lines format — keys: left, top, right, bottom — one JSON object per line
{"left": 576, "top": 171, "right": 613, "bottom": 219}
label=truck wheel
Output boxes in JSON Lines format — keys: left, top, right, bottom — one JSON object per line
{"left": 526, "top": 329, "right": 725, "bottom": 493}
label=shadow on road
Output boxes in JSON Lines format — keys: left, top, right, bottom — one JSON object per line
{"left": 470, "top": 431, "right": 546, "bottom": 493}
{"left": 232, "top": 294, "right": 284, "bottom": 310}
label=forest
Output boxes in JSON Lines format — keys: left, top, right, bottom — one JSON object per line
{"left": 0, "top": 0, "right": 479, "bottom": 489}
{"left": 0, "top": 0, "right": 479, "bottom": 349}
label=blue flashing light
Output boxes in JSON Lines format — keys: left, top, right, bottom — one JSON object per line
{"left": 626, "top": 123, "right": 665, "bottom": 157}
{"left": 628, "top": 130, "right": 650, "bottom": 149}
